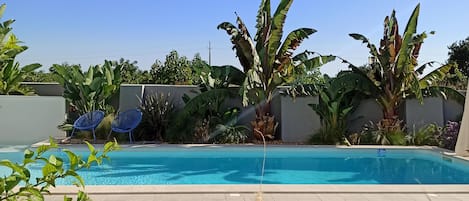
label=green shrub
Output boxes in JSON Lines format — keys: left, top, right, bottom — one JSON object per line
{"left": 406, "top": 123, "right": 442, "bottom": 146}
{"left": 359, "top": 120, "right": 407, "bottom": 145}
{"left": 209, "top": 108, "right": 248, "bottom": 144}
{"left": 309, "top": 125, "right": 347, "bottom": 145}
{"left": 387, "top": 130, "right": 407, "bottom": 145}
{"left": 136, "top": 93, "right": 175, "bottom": 142}
{"left": 210, "top": 124, "right": 249, "bottom": 144}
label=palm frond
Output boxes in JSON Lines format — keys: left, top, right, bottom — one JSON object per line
{"left": 301, "top": 55, "right": 336, "bottom": 71}
{"left": 278, "top": 28, "right": 316, "bottom": 57}
{"left": 424, "top": 86, "right": 465, "bottom": 105}
{"left": 349, "top": 33, "right": 379, "bottom": 59}
{"left": 217, "top": 21, "right": 259, "bottom": 72}
{"left": 254, "top": 0, "right": 271, "bottom": 52}
{"left": 268, "top": 0, "right": 293, "bottom": 68}
{"left": 396, "top": 4, "right": 420, "bottom": 71}
{"left": 419, "top": 63, "right": 454, "bottom": 88}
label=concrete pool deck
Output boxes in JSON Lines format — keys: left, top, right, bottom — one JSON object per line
{"left": 44, "top": 193, "right": 469, "bottom": 201}
{"left": 45, "top": 185, "right": 469, "bottom": 201}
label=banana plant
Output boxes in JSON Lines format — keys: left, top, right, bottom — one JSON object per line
{"left": 309, "top": 74, "right": 367, "bottom": 144}
{"left": 52, "top": 60, "right": 122, "bottom": 115}
{"left": 0, "top": 61, "right": 41, "bottom": 95}
{"left": 342, "top": 4, "right": 464, "bottom": 133}
{"left": 218, "top": 0, "right": 335, "bottom": 140}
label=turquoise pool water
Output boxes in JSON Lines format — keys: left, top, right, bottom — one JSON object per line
{"left": 1, "top": 147, "right": 469, "bottom": 185}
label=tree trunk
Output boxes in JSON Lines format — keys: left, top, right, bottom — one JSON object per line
{"left": 251, "top": 100, "right": 278, "bottom": 141}
{"left": 381, "top": 103, "right": 402, "bottom": 132}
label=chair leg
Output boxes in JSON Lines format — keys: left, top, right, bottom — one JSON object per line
{"left": 129, "top": 131, "right": 133, "bottom": 144}
{"left": 70, "top": 128, "right": 76, "bottom": 138}
{"left": 107, "top": 129, "right": 113, "bottom": 141}
{"left": 92, "top": 129, "right": 96, "bottom": 143}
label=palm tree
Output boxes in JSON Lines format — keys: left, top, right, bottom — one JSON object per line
{"left": 341, "top": 4, "right": 463, "bottom": 134}
{"left": 218, "top": 0, "right": 334, "bottom": 140}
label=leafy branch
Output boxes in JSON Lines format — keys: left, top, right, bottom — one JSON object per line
{"left": 0, "top": 138, "right": 120, "bottom": 201}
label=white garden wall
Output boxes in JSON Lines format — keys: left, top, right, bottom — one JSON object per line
{"left": 12, "top": 83, "right": 460, "bottom": 144}
{"left": 0, "top": 95, "right": 65, "bottom": 145}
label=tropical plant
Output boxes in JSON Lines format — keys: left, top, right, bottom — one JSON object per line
{"left": 0, "top": 3, "right": 41, "bottom": 95}
{"left": 51, "top": 61, "right": 122, "bottom": 115}
{"left": 218, "top": 0, "right": 335, "bottom": 140}
{"left": 167, "top": 65, "right": 245, "bottom": 143}
{"left": 211, "top": 124, "right": 249, "bottom": 144}
{"left": 166, "top": 88, "right": 234, "bottom": 143}
{"left": 360, "top": 120, "right": 406, "bottom": 145}
{"left": 406, "top": 123, "right": 442, "bottom": 146}
{"left": 0, "top": 138, "right": 120, "bottom": 201}
{"left": 137, "top": 92, "right": 175, "bottom": 142}
{"left": 341, "top": 4, "right": 464, "bottom": 135}
{"left": 433, "top": 66, "right": 467, "bottom": 90}
{"left": 210, "top": 108, "right": 249, "bottom": 144}
{"left": 309, "top": 74, "right": 367, "bottom": 144}
{"left": 0, "top": 61, "right": 40, "bottom": 95}
{"left": 440, "top": 121, "right": 460, "bottom": 150}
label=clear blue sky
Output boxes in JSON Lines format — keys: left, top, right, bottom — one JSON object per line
{"left": 3, "top": 0, "right": 469, "bottom": 76}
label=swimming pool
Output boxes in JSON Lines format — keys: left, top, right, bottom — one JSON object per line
{"left": 1, "top": 146, "right": 469, "bottom": 185}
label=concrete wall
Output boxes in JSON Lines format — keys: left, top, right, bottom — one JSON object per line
{"left": 120, "top": 84, "right": 254, "bottom": 121}
{"left": 224, "top": 96, "right": 256, "bottom": 127}
{"left": 0, "top": 96, "right": 65, "bottom": 145}
{"left": 405, "top": 97, "right": 445, "bottom": 131}
{"left": 143, "top": 85, "right": 199, "bottom": 110}
{"left": 22, "top": 82, "right": 63, "bottom": 96}
{"left": 444, "top": 98, "right": 464, "bottom": 122}
{"left": 118, "top": 85, "right": 464, "bottom": 142}
{"left": 347, "top": 99, "right": 383, "bottom": 133}
{"left": 275, "top": 95, "right": 321, "bottom": 143}
{"left": 346, "top": 97, "right": 464, "bottom": 133}
{"left": 118, "top": 84, "right": 145, "bottom": 111}
{"left": 119, "top": 84, "right": 200, "bottom": 111}
{"left": 14, "top": 83, "right": 462, "bottom": 144}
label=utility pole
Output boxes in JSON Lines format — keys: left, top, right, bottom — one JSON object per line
{"left": 208, "top": 41, "right": 212, "bottom": 66}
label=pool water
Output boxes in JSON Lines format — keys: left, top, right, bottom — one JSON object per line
{"left": 1, "top": 147, "right": 469, "bottom": 185}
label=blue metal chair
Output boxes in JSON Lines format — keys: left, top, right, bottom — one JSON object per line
{"left": 70, "top": 110, "right": 105, "bottom": 143}
{"left": 107, "top": 108, "right": 142, "bottom": 144}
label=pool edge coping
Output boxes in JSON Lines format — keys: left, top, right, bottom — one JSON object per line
{"left": 49, "top": 184, "right": 469, "bottom": 194}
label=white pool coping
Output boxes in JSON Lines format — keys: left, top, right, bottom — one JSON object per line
{"left": 49, "top": 184, "right": 469, "bottom": 194}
